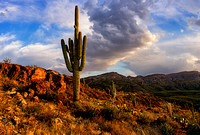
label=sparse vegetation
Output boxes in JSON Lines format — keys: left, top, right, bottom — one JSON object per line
{"left": 3, "top": 57, "right": 11, "bottom": 64}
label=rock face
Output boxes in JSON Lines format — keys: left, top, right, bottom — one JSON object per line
{"left": 0, "top": 63, "right": 73, "bottom": 97}
{"left": 0, "top": 63, "right": 112, "bottom": 102}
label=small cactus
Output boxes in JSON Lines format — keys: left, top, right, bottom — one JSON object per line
{"left": 132, "top": 94, "right": 137, "bottom": 107}
{"left": 110, "top": 80, "right": 117, "bottom": 102}
{"left": 61, "top": 5, "right": 87, "bottom": 101}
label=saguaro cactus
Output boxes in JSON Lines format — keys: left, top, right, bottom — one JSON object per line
{"left": 61, "top": 5, "right": 87, "bottom": 101}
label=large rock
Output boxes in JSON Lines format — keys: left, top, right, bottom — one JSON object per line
{"left": 31, "top": 68, "right": 46, "bottom": 82}
{"left": 0, "top": 62, "right": 73, "bottom": 97}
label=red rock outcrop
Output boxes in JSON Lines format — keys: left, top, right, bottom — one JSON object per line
{"left": 0, "top": 63, "right": 73, "bottom": 97}
{"left": 0, "top": 63, "right": 112, "bottom": 102}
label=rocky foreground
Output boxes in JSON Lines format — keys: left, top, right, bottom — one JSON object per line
{"left": 0, "top": 63, "right": 199, "bottom": 134}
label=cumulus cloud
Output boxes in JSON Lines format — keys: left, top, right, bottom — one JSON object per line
{"left": 0, "top": 34, "right": 15, "bottom": 42}
{"left": 0, "top": 1, "right": 41, "bottom": 22}
{"left": 122, "top": 33, "right": 200, "bottom": 75}
{"left": 83, "top": 0, "right": 158, "bottom": 71}
{"left": 0, "top": 0, "right": 92, "bottom": 34}
{"left": 0, "top": 33, "right": 70, "bottom": 75}
{"left": 122, "top": 46, "right": 190, "bottom": 75}
{"left": 149, "top": 0, "right": 200, "bottom": 32}
{"left": 150, "top": 0, "right": 182, "bottom": 18}
{"left": 16, "top": 43, "right": 71, "bottom": 74}
{"left": 45, "top": 0, "right": 91, "bottom": 31}
{"left": 177, "top": 0, "right": 200, "bottom": 14}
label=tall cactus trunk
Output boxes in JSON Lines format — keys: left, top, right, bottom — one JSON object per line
{"left": 73, "top": 60, "right": 80, "bottom": 101}
{"left": 73, "top": 70, "right": 80, "bottom": 101}
{"left": 61, "top": 5, "right": 87, "bottom": 102}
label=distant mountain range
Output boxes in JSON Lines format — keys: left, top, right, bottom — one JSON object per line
{"left": 83, "top": 71, "right": 200, "bottom": 92}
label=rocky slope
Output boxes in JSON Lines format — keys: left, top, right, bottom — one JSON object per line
{"left": 0, "top": 62, "right": 111, "bottom": 102}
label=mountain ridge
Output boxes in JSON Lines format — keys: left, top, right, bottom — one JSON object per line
{"left": 83, "top": 70, "right": 200, "bottom": 92}
{"left": 84, "top": 70, "right": 200, "bottom": 81}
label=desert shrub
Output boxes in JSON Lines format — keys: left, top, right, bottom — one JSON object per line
{"left": 46, "top": 91, "right": 70, "bottom": 106}
{"left": 124, "top": 93, "right": 137, "bottom": 107}
{"left": 160, "top": 123, "right": 174, "bottom": 135}
{"left": 3, "top": 57, "right": 11, "bottom": 64}
{"left": 119, "top": 111, "right": 134, "bottom": 121}
{"left": 24, "top": 102, "right": 58, "bottom": 122}
{"left": 0, "top": 76, "right": 21, "bottom": 91}
{"left": 187, "top": 124, "right": 200, "bottom": 135}
{"left": 30, "top": 65, "right": 40, "bottom": 68}
{"left": 36, "top": 111, "right": 57, "bottom": 122}
{"left": 74, "top": 103, "right": 96, "bottom": 118}
{"left": 23, "top": 103, "right": 43, "bottom": 114}
{"left": 137, "top": 111, "right": 154, "bottom": 125}
{"left": 99, "top": 121, "right": 133, "bottom": 135}
{"left": 100, "top": 103, "right": 119, "bottom": 120}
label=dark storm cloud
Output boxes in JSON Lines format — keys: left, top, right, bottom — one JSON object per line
{"left": 187, "top": 18, "right": 200, "bottom": 28}
{"left": 194, "top": 19, "right": 200, "bottom": 27}
{"left": 83, "top": 0, "right": 157, "bottom": 71}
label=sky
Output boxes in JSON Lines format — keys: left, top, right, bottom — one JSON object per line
{"left": 0, "top": 0, "right": 200, "bottom": 77}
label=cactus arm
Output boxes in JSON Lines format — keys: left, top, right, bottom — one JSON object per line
{"left": 68, "top": 38, "right": 74, "bottom": 65}
{"left": 71, "top": 40, "right": 74, "bottom": 66}
{"left": 68, "top": 38, "right": 72, "bottom": 54}
{"left": 61, "top": 39, "right": 73, "bottom": 72}
{"left": 77, "top": 32, "right": 82, "bottom": 60}
{"left": 79, "top": 35, "right": 87, "bottom": 71}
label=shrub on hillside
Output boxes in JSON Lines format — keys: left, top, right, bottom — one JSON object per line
{"left": 3, "top": 57, "right": 11, "bottom": 64}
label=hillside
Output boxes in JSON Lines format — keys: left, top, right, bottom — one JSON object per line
{"left": 84, "top": 71, "right": 200, "bottom": 110}
{"left": 84, "top": 71, "right": 200, "bottom": 92}
{"left": 0, "top": 63, "right": 200, "bottom": 134}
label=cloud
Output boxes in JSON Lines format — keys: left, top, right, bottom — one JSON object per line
{"left": 187, "top": 17, "right": 200, "bottom": 28}
{"left": 0, "top": 33, "right": 70, "bottom": 75}
{"left": 39, "top": 0, "right": 92, "bottom": 34}
{"left": 0, "top": 34, "right": 15, "bottom": 42}
{"left": 181, "top": 29, "right": 184, "bottom": 32}
{"left": 122, "top": 46, "right": 190, "bottom": 75}
{"left": 122, "top": 32, "right": 200, "bottom": 75}
{"left": 149, "top": 0, "right": 200, "bottom": 31}
{"left": 0, "top": 0, "right": 92, "bottom": 33}
{"left": 16, "top": 43, "right": 64, "bottom": 71}
{"left": 83, "top": 0, "right": 158, "bottom": 72}
{"left": 150, "top": 0, "right": 182, "bottom": 19}
{"left": 0, "top": 1, "right": 41, "bottom": 22}
{"left": 177, "top": 0, "right": 200, "bottom": 14}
